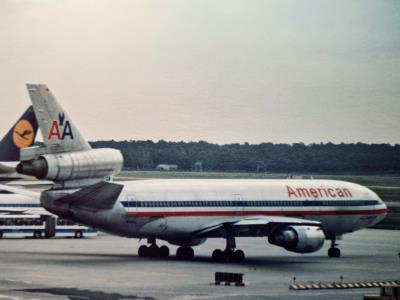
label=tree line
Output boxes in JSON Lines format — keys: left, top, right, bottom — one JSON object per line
{"left": 90, "top": 140, "right": 400, "bottom": 173}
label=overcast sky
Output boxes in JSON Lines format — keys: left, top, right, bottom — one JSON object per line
{"left": 0, "top": 0, "right": 399, "bottom": 144}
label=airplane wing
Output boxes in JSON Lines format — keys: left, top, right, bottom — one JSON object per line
{"left": 194, "top": 215, "right": 321, "bottom": 238}
{"left": 0, "top": 208, "right": 52, "bottom": 215}
{"left": 0, "top": 184, "right": 50, "bottom": 215}
{"left": 6, "top": 180, "right": 53, "bottom": 188}
{"left": 231, "top": 216, "right": 320, "bottom": 226}
{"left": 0, "top": 184, "right": 40, "bottom": 200}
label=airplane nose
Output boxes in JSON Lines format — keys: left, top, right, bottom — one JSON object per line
{"left": 367, "top": 188, "right": 387, "bottom": 224}
{"left": 381, "top": 199, "right": 387, "bottom": 210}
{"left": 376, "top": 193, "right": 387, "bottom": 210}
{"left": 376, "top": 193, "right": 387, "bottom": 209}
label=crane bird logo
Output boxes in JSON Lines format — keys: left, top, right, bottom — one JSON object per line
{"left": 13, "top": 119, "right": 34, "bottom": 148}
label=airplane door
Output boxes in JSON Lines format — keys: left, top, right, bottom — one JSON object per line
{"left": 128, "top": 194, "right": 136, "bottom": 211}
{"left": 126, "top": 194, "right": 138, "bottom": 221}
{"left": 233, "top": 194, "right": 244, "bottom": 216}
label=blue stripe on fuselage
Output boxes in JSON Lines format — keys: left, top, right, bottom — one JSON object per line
{"left": 121, "top": 199, "right": 379, "bottom": 208}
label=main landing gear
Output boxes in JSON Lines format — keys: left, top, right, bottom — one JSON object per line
{"left": 328, "top": 237, "right": 341, "bottom": 258}
{"left": 176, "top": 246, "right": 194, "bottom": 260}
{"left": 138, "top": 238, "right": 170, "bottom": 259}
{"left": 212, "top": 235, "right": 245, "bottom": 263}
{"left": 137, "top": 239, "right": 195, "bottom": 260}
{"left": 137, "top": 236, "right": 246, "bottom": 263}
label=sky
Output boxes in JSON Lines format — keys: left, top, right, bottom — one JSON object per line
{"left": 0, "top": 0, "right": 399, "bottom": 145}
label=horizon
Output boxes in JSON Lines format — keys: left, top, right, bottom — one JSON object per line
{"left": 89, "top": 139, "right": 400, "bottom": 147}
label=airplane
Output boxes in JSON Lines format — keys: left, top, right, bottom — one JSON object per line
{"left": 0, "top": 190, "right": 44, "bottom": 215}
{"left": 0, "top": 106, "right": 38, "bottom": 178}
{"left": 2, "top": 84, "right": 387, "bottom": 262}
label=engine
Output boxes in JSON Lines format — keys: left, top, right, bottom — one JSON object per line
{"left": 268, "top": 225, "right": 325, "bottom": 254}
{"left": 16, "top": 148, "right": 123, "bottom": 182}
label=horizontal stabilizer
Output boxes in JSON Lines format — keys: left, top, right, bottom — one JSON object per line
{"left": 55, "top": 181, "right": 124, "bottom": 212}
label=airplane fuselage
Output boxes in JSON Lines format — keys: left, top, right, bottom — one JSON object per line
{"left": 68, "top": 179, "right": 387, "bottom": 242}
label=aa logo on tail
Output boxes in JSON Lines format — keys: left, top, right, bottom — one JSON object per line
{"left": 47, "top": 112, "right": 74, "bottom": 140}
{"left": 13, "top": 120, "right": 35, "bottom": 148}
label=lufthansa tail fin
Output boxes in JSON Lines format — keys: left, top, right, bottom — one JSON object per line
{"left": 0, "top": 106, "right": 38, "bottom": 161}
{"left": 26, "top": 84, "right": 91, "bottom": 154}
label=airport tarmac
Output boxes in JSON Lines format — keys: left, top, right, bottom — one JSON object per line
{"left": 0, "top": 229, "right": 399, "bottom": 300}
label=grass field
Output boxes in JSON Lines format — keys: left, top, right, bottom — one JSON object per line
{"left": 116, "top": 170, "right": 400, "bottom": 229}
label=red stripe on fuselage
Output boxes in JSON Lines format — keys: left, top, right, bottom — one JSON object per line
{"left": 127, "top": 208, "right": 387, "bottom": 218}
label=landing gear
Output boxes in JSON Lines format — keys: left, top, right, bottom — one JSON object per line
{"left": 212, "top": 248, "right": 245, "bottom": 263}
{"left": 159, "top": 245, "right": 170, "bottom": 258}
{"left": 212, "top": 235, "right": 245, "bottom": 263}
{"left": 328, "top": 237, "right": 341, "bottom": 258}
{"left": 212, "top": 249, "right": 223, "bottom": 261}
{"left": 176, "top": 246, "right": 194, "bottom": 260}
{"left": 233, "top": 249, "right": 245, "bottom": 262}
{"left": 328, "top": 247, "right": 341, "bottom": 258}
{"left": 138, "top": 245, "right": 149, "bottom": 257}
{"left": 137, "top": 239, "right": 170, "bottom": 259}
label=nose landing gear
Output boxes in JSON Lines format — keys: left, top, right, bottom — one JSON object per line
{"left": 328, "top": 237, "right": 341, "bottom": 258}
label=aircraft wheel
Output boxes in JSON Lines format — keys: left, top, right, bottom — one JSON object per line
{"left": 159, "top": 245, "right": 170, "bottom": 258}
{"left": 176, "top": 247, "right": 184, "bottom": 259}
{"left": 74, "top": 231, "right": 83, "bottom": 238}
{"left": 0, "top": 231, "right": 3, "bottom": 239}
{"left": 212, "top": 249, "right": 223, "bottom": 262}
{"left": 176, "top": 246, "right": 194, "bottom": 260}
{"left": 148, "top": 244, "right": 160, "bottom": 257}
{"left": 33, "top": 231, "right": 42, "bottom": 238}
{"left": 138, "top": 245, "right": 149, "bottom": 257}
{"left": 184, "top": 247, "right": 194, "bottom": 260}
{"left": 223, "top": 248, "right": 235, "bottom": 262}
{"left": 233, "top": 249, "right": 245, "bottom": 263}
{"left": 328, "top": 247, "right": 341, "bottom": 258}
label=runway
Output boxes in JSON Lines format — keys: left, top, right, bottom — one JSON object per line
{"left": 0, "top": 229, "right": 398, "bottom": 300}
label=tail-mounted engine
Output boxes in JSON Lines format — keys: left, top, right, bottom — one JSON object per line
{"left": 16, "top": 148, "right": 123, "bottom": 182}
{"left": 268, "top": 225, "right": 325, "bottom": 254}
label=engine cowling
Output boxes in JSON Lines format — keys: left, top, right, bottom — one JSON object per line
{"left": 16, "top": 148, "right": 123, "bottom": 181}
{"left": 268, "top": 225, "right": 325, "bottom": 254}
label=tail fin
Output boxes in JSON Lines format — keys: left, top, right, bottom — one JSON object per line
{"left": 26, "top": 84, "right": 91, "bottom": 154}
{"left": 0, "top": 106, "right": 38, "bottom": 161}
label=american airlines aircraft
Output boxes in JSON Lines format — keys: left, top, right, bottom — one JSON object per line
{"left": 4, "top": 84, "right": 387, "bottom": 262}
